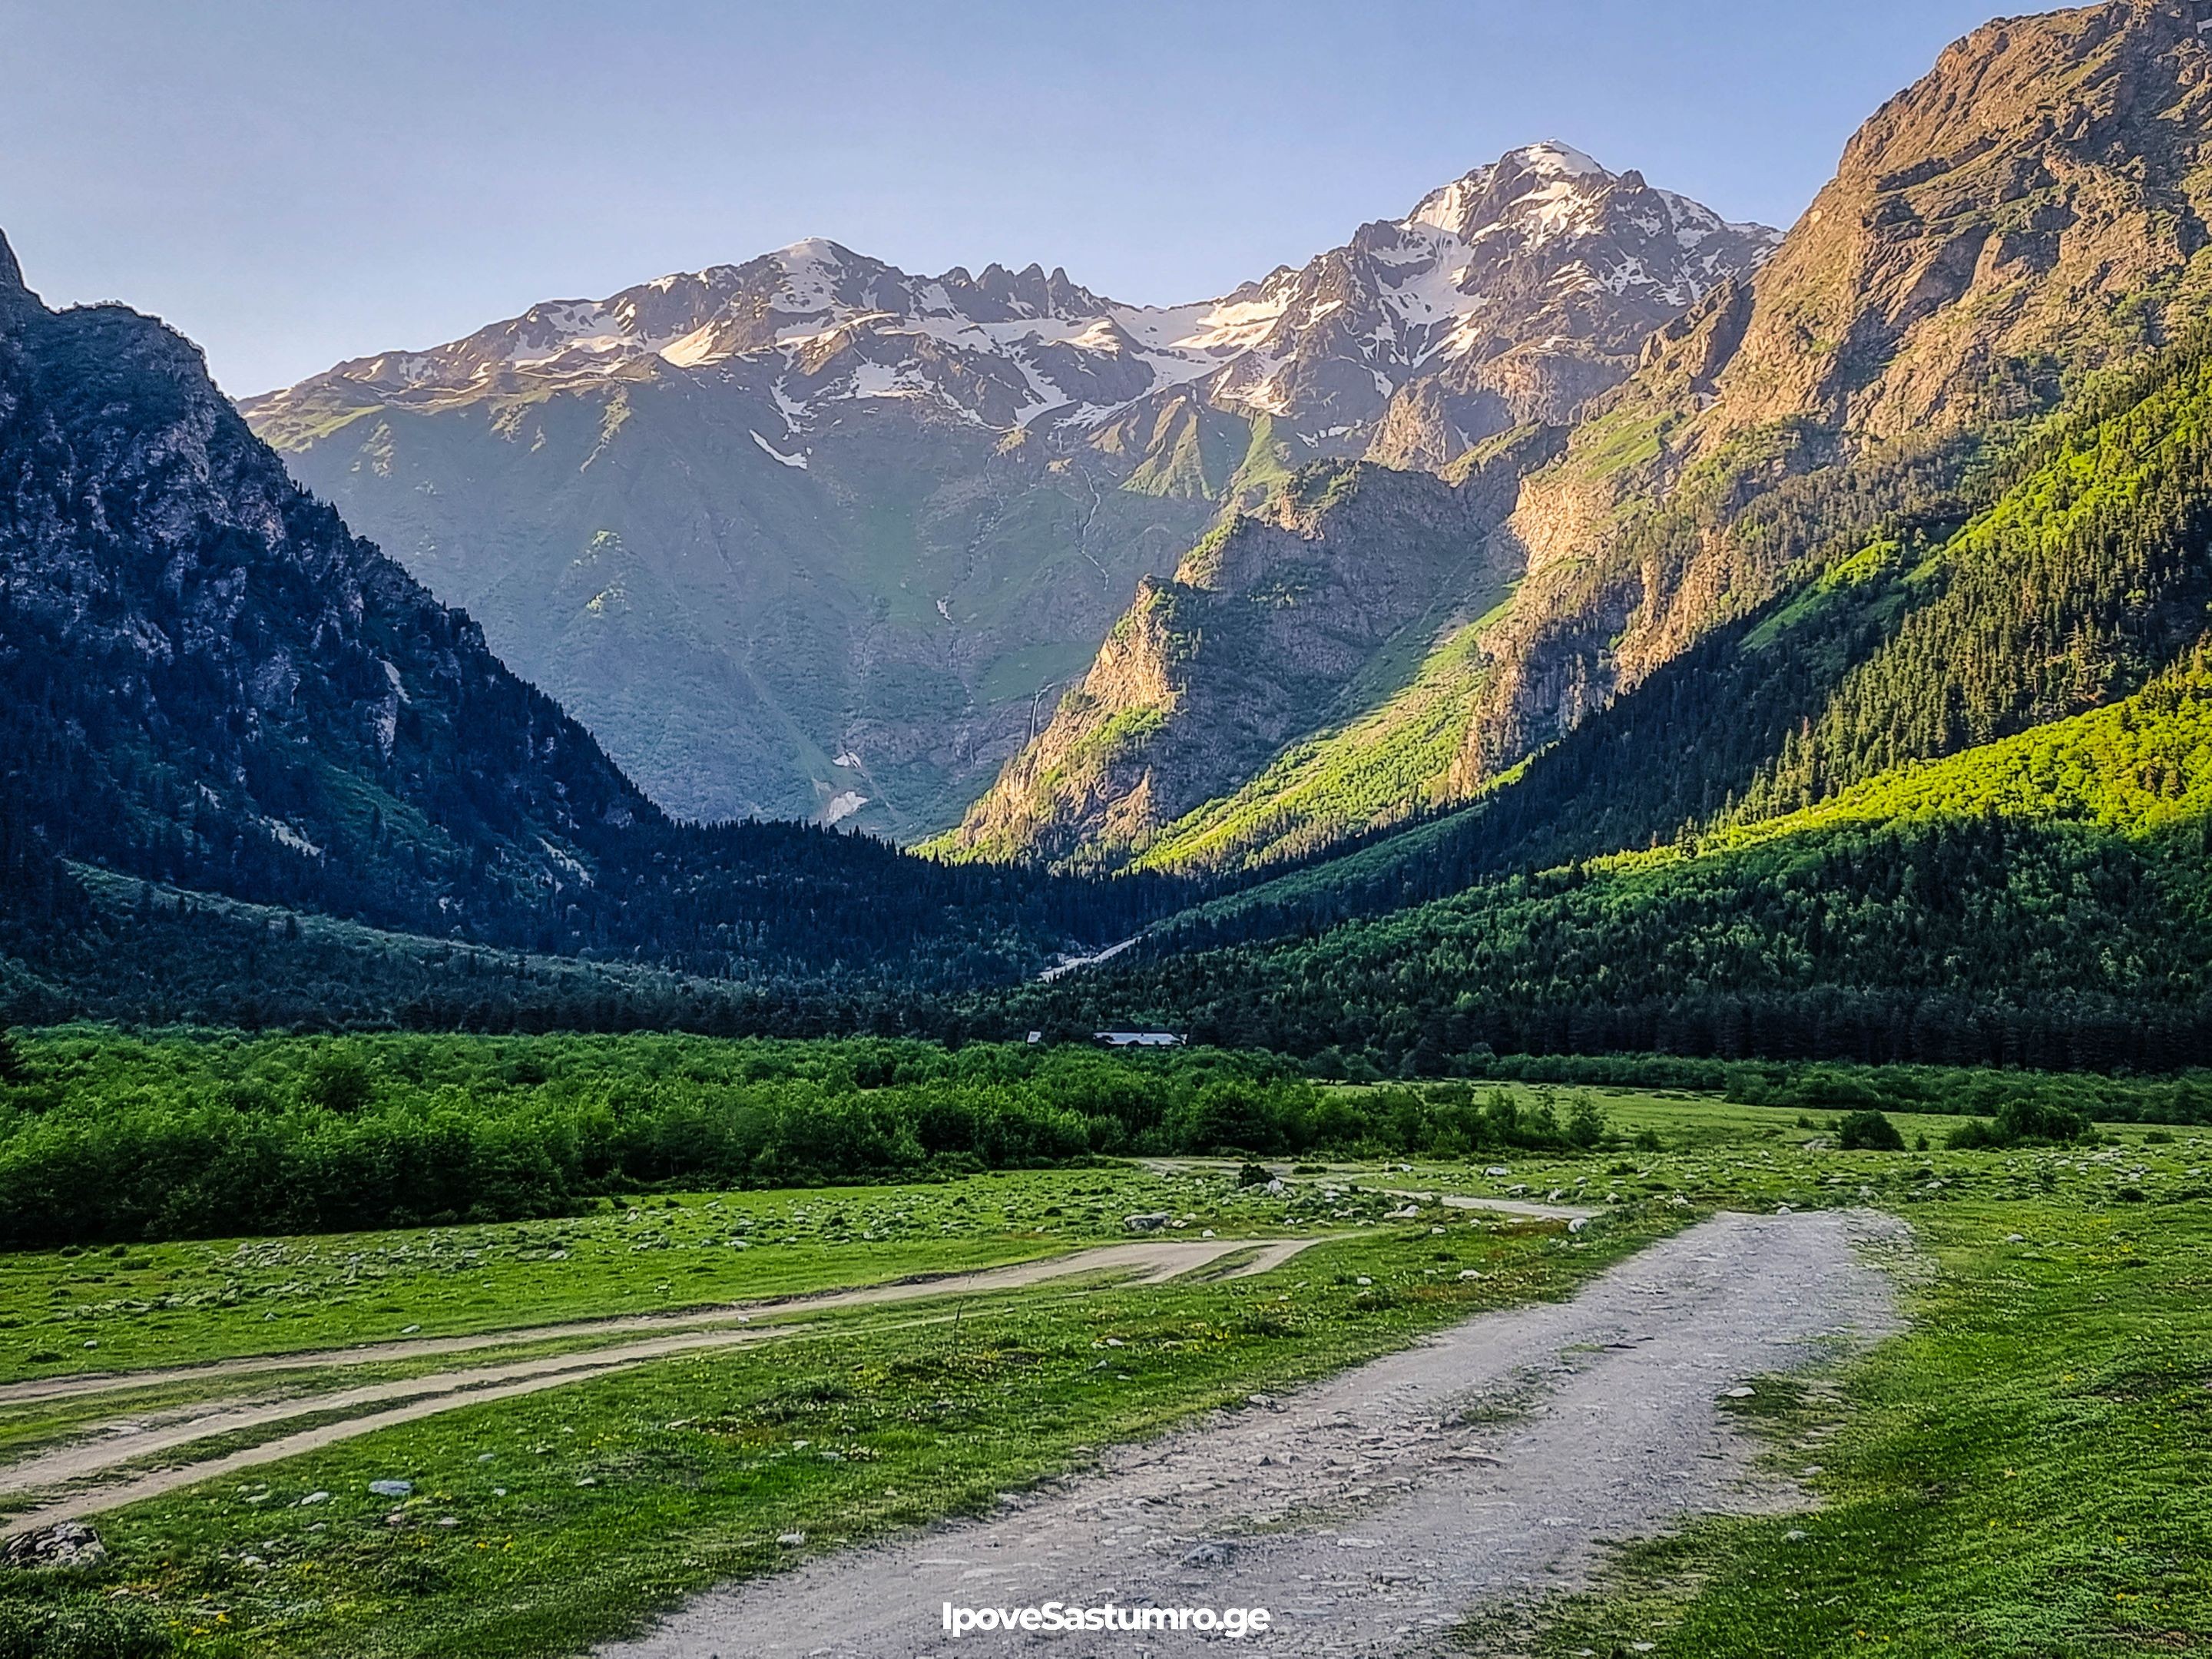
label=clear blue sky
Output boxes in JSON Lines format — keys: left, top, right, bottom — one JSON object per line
{"left": 0, "top": 0, "right": 2018, "bottom": 396}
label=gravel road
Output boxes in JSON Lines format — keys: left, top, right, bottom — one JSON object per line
{"left": 600, "top": 1208, "right": 1906, "bottom": 1659}
{"left": 1136, "top": 1161, "right": 1594, "bottom": 1220}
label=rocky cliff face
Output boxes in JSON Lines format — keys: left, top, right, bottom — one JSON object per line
{"left": 244, "top": 147, "right": 1773, "bottom": 836}
{"left": 0, "top": 227, "right": 654, "bottom": 940}
{"left": 1465, "top": 0, "right": 2212, "bottom": 790}
{"left": 1674, "top": 0, "right": 2212, "bottom": 449}
{"left": 939, "top": 431, "right": 1561, "bottom": 869}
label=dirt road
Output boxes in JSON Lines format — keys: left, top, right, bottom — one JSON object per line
{"left": 599, "top": 1208, "right": 1906, "bottom": 1658}
{"left": 0, "top": 1237, "right": 1317, "bottom": 1412}
{"left": 1134, "top": 1161, "right": 1596, "bottom": 1220}
{"left": 0, "top": 1237, "right": 1325, "bottom": 1536}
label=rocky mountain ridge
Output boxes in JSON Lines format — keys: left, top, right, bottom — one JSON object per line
{"left": 250, "top": 144, "right": 1774, "bottom": 462}
{"left": 940, "top": 429, "right": 1562, "bottom": 869}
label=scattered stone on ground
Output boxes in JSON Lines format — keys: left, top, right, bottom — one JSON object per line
{"left": 2, "top": 1521, "right": 104, "bottom": 1571}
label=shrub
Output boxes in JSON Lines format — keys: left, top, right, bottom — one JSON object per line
{"left": 1566, "top": 1091, "right": 1609, "bottom": 1148}
{"left": 1949, "top": 1096, "right": 2092, "bottom": 1149}
{"left": 1181, "top": 1082, "right": 1270, "bottom": 1154}
{"left": 295, "top": 1045, "right": 376, "bottom": 1115}
{"left": 1997, "top": 1097, "right": 2093, "bottom": 1143}
{"left": 1837, "top": 1110, "right": 1906, "bottom": 1151}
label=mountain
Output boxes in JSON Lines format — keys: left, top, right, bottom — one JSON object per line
{"left": 981, "top": 0, "right": 2212, "bottom": 1070}
{"left": 1472, "top": 0, "right": 2212, "bottom": 784}
{"left": 0, "top": 227, "right": 1158, "bottom": 1005}
{"left": 243, "top": 145, "right": 1776, "bottom": 835}
{"left": 960, "top": 0, "right": 2212, "bottom": 878}
{"left": 1090, "top": 281, "right": 2212, "bottom": 962}
{"left": 938, "top": 428, "right": 1563, "bottom": 870}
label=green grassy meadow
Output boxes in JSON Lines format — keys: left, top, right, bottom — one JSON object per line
{"left": 0, "top": 1164, "right": 1381, "bottom": 1388}
{"left": 1473, "top": 1171, "right": 2212, "bottom": 1657}
{"left": 1, "top": 1064, "right": 2207, "bottom": 1658}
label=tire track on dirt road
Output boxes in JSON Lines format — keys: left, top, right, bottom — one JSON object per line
{"left": 0, "top": 1237, "right": 1318, "bottom": 1411}
{"left": 0, "top": 1237, "right": 1330, "bottom": 1534}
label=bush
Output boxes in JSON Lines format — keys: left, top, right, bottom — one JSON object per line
{"left": 1565, "top": 1091, "right": 1608, "bottom": 1148}
{"left": 1177, "top": 1081, "right": 1286, "bottom": 1155}
{"left": 0, "top": 1593, "right": 174, "bottom": 1659}
{"left": 1998, "top": 1097, "right": 2093, "bottom": 1143}
{"left": 1949, "top": 1095, "right": 2092, "bottom": 1149}
{"left": 1236, "top": 1162, "right": 1274, "bottom": 1187}
{"left": 1837, "top": 1110, "right": 1906, "bottom": 1151}
{"left": 295, "top": 1045, "right": 376, "bottom": 1115}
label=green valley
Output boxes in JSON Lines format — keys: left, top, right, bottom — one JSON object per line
{"left": 15, "top": 7, "right": 2212, "bottom": 1657}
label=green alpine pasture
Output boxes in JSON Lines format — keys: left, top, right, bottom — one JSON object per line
{"left": 2, "top": 1059, "right": 2206, "bottom": 1659}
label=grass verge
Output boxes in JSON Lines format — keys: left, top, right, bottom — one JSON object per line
{"left": 1467, "top": 1189, "right": 2212, "bottom": 1657}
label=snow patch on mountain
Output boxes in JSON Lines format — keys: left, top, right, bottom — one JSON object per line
{"left": 750, "top": 430, "right": 808, "bottom": 468}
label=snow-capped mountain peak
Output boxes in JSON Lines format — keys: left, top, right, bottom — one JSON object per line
{"left": 248, "top": 144, "right": 1780, "bottom": 464}
{"left": 1406, "top": 140, "right": 1607, "bottom": 236}
{"left": 1515, "top": 138, "right": 1604, "bottom": 175}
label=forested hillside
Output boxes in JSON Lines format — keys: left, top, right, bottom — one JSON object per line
{"left": 1010, "top": 649, "right": 2212, "bottom": 1071}
{"left": 960, "top": 1, "right": 2212, "bottom": 881}
{"left": 1096, "top": 318, "right": 2212, "bottom": 962}
{"left": 0, "top": 228, "right": 1171, "bottom": 1007}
